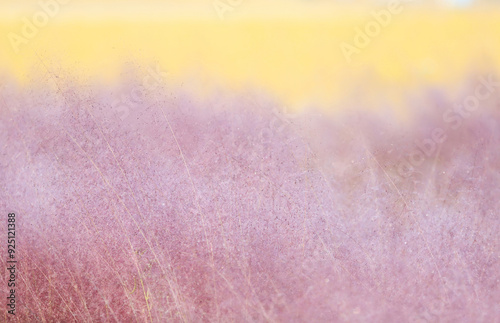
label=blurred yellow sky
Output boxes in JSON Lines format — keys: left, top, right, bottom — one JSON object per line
{"left": 0, "top": 1, "right": 499, "bottom": 112}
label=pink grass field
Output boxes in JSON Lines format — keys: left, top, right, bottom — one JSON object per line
{"left": 0, "top": 75, "right": 499, "bottom": 322}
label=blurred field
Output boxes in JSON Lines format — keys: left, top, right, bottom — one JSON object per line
{"left": 1, "top": 2, "right": 499, "bottom": 322}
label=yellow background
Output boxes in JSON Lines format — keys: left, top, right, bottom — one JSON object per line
{"left": 1, "top": 1, "right": 499, "bottom": 112}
